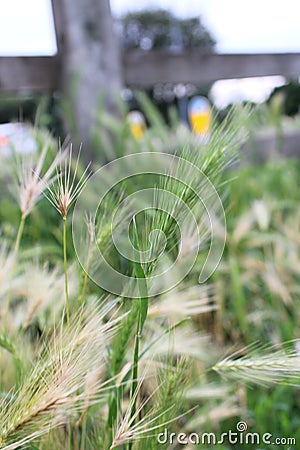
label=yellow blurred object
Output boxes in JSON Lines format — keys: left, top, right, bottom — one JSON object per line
{"left": 130, "top": 123, "right": 145, "bottom": 140}
{"left": 189, "top": 111, "right": 212, "bottom": 135}
{"left": 127, "top": 110, "right": 146, "bottom": 140}
{"left": 188, "top": 96, "right": 212, "bottom": 136}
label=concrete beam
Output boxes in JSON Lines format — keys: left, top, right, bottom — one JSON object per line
{"left": 0, "top": 57, "right": 60, "bottom": 93}
{"left": 1, "top": 51, "right": 300, "bottom": 93}
{"left": 123, "top": 51, "right": 300, "bottom": 87}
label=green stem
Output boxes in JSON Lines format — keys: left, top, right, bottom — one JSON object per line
{"left": 128, "top": 297, "right": 146, "bottom": 450}
{"left": 229, "top": 253, "right": 248, "bottom": 335}
{"left": 108, "top": 224, "right": 149, "bottom": 450}
{"left": 63, "top": 217, "right": 70, "bottom": 329}
{"left": 127, "top": 225, "right": 149, "bottom": 449}
{"left": 6, "top": 214, "right": 26, "bottom": 320}
{"left": 130, "top": 304, "right": 142, "bottom": 412}
{"left": 107, "top": 299, "right": 139, "bottom": 447}
{"left": 80, "top": 241, "right": 92, "bottom": 308}
{"left": 78, "top": 237, "right": 93, "bottom": 327}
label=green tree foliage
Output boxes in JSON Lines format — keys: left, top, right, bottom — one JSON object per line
{"left": 119, "top": 9, "right": 216, "bottom": 52}
{"left": 268, "top": 80, "right": 300, "bottom": 116}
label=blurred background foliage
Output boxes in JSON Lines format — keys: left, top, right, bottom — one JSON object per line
{"left": 118, "top": 9, "right": 216, "bottom": 51}
{"left": 1, "top": 6, "right": 300, "bottom": 448}
{"left": 1, "top": 94, "right": 300, "bottom": 448}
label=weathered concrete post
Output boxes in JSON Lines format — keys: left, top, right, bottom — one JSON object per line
{"left": 52, "top": 0, "right": 122, "bottom": 159}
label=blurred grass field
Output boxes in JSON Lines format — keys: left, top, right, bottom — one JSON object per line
{"left": 0, "top": 97, "right": 299, "bottom": 449}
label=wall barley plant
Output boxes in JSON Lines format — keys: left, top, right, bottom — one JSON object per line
{"left": 213, "top": 341, "right": 300, "bottom": 386}
{"left": 45, "top": 146, "right": 91, "bottom": 328}
{"left": 5, "top": 138, "right": 64, "bottom": 320}
{"left": 0, "top": 102, "right": 299, "bottom": 449}
{"left": 0, "top": 306, "right": 124, "bottom": 449}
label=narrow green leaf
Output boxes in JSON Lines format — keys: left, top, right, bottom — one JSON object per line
{"left": 133, "top": 218, "right": 148, "bottom": 334}
{"left": 0, "top": 334, "right": 22, "bottom": 383}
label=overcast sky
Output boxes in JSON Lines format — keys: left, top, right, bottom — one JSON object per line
{"left": 0, "top": 0, "right": 300, "bottom": 55}
{"left": 111, "top": 0, "right": 300, "bottom": 53}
